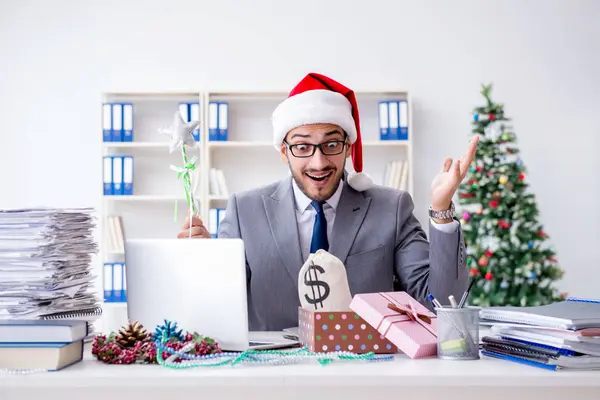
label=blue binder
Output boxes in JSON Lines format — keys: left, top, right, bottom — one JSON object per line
{"left": 112, "top": 156, "right": 123, "bottom": 195}
{"left": 122, "top": 103, "right": 133, "bottom": 142}
{"left": 208, "top": 102, "right": 218, "bottom": 141}
{"left": 102, "top": 103, "right": 112, "bottom": 142}
{"left": 103, "top": 156, "right": 113, "bottom": 195}
{"left": 218, "top": 102, "right": 228, "bottom": 141}
{"left": 123, "top": 156, "right": 133, "bottom": 195}
{"left": 123, "top": 263, "right": 127, "bottom": 302}
{"left": 103, "top": 263, "right": 113, "bottom": 302}
{"left": 378, "top": 101, "right": 389, "bottom": 140}
{"left": 113, "top": 263, "right": 123, "bottom": 302}
{"left": 111, "top": 103, "right": 123, "bottom": 142}
{"left": 388, "top": 101, "right": 399, "bottom": 140}
{"left": 398, "top": 100, "right": 408, "bottom": 140}
{"left": 191, "top": 102, "right": 200, "bottom": 142}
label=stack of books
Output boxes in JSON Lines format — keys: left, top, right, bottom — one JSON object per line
{"left": 479, "top": 297, "right": 600, "bottom": 370}
{"left": 0, "top": 208, "right": 102, "bottom": 337}
{"left": 0, "top": 320, "right": 87, "bottom": 371}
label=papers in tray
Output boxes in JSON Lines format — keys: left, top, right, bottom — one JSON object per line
{"left": 0, "top": 207, "right": 101, "bottom": 322}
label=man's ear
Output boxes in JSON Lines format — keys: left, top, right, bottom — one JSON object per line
{"left": 345, "top": 141, "right": 352, "bottom": 158}
{"left": 279, "top": 143, "right": 289, "bottom": 164}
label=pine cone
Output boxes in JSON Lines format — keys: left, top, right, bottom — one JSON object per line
{"left": 115, "top": 320, "right": 149, "bottom": 348}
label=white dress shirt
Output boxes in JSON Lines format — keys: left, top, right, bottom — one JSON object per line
{"left": 291, "top": 180, "right": 459, "bottom": 262}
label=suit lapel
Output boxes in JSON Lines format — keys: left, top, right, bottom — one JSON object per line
{"left": 328, "top": 181, "right": 371, "bottom": 264}
{"left": 263, "top": 177, "right": 304, "bottom": 287}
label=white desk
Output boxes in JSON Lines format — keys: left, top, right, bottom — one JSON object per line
{"left": 1, "top": 345, "right": 599, "bottom": 400}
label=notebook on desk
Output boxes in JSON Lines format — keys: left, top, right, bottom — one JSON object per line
{"left": 480, "top": 298, "right": 600, "bottom": 330}
{"left": 482, "top": 336, "right": 600, "bottom": 371}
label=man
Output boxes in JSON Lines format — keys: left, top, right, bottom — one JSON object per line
{"left": 178, "top": 72, "right": 478, "bottom": 331}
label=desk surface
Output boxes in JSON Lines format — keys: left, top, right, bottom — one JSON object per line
{"left": 2, "top": 345, "right": 599, "bottom": 389}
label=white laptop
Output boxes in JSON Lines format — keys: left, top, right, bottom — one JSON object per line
{"left": 124, "top": 238, "right": 299, "bottom": 351}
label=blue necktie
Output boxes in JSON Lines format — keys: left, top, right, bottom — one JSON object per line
{"left": 310, "top": 200, "right": 329, "bottom": 253}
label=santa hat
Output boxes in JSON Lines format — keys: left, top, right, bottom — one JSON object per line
{"left": 271, "top": 72, "right": 373, "bottom": 191}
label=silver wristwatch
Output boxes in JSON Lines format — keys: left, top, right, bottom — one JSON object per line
{"left": 428, "top": 201, "right": 455, "bottom": 219}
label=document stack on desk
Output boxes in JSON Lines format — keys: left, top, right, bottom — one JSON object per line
{"left": 0, "top": 208, "right": 101, "bottom": 335}
{"left": 479, "top": 298, "right": 600, "bottom": 370}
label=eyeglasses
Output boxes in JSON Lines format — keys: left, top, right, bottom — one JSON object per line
{"left": 285, "top": 140, "right": 347, "bottom": 158}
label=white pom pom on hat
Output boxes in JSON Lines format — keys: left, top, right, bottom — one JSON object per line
{"left": 271, "top": 72, "right": 373, "bottom": 192}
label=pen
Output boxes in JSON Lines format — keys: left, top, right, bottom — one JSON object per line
{"left": 458, "top": 278, "right": 476, "bottom": 308}
{"left": 448, "top": 295, "right": 458, "bottom": 308}
{"left": 427, "top": 294, "right": 443, "bottom": 309}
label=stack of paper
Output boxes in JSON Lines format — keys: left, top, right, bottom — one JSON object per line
{"left": 479, "top": 298, "right": 600, "bottom": 370}
{"left": 0, "top": 208, "right": 101, "bottom": 325}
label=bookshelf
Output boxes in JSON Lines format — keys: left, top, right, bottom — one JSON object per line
{"left": 99, "top": 89, "right": 413, "bottom": 332}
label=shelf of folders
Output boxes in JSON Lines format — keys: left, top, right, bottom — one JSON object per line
{"left": 378, "top": 99, "right": 408, "bottom": 140}
{"left": 103, "top": 215, "right": 127, "bottom": 303}
{"left": 101, "top": 100, "right": 230, "bottom": 143}
{"left": 103, "top": 155, "right": 133, "bottom": 196}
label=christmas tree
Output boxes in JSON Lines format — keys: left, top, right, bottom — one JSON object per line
{"left": 457, "top": 84, "right": 565, "bottom": 307}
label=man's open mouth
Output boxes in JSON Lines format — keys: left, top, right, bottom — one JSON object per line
{"left": 306, "top": 170, "right": 333, "bottom": 183}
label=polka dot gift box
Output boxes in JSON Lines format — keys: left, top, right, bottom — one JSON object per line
{"left": 349, "top": 292, "right": 438, "bottom": 359}
{"left": 298, "top": 307, "right": 398, "bottom": 354}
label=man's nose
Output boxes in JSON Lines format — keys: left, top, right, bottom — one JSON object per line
{"left": 308, "top": 147, "right": 330, "bottom": 169}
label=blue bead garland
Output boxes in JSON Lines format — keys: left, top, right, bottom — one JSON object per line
{"left": 154, "top": 332, "right": 394, "bottom": 369}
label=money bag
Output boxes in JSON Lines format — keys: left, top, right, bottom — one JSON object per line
{"left": 298, "top": 249, "right": 352, "bottom": 311}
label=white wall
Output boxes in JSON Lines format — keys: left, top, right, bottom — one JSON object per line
{"left": 1, "top": 0, "right": 598, "bottom": 297}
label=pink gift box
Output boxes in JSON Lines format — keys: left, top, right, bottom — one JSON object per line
{"left": 349, "top": 292, "right": 438, "bottom": 359}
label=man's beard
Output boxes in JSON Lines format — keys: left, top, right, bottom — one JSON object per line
{"left": 289, "top": 160, "right": 346, "bottom": 202}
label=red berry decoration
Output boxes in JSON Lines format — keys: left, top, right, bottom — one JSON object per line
{"left": 489, "top": 113, "right": 496, "bottom": 121}
{"left": 538, "top": 230, "right": 546, "bottom": 237}
{"left": 484, "top": 250, "right": 493, "bottom": 258}
{"left": 470, "top": 267, "right": 479, "bottom": 276}
{"left": 476, "top": 166, "right": 483, "bottom": 172}
{"left": 489, "top": 200, "right": 499, "bottom": 208}
{"left": 519, "top": 173, "right": 525, "bottom": 180}
{"left": 485, "top": 272, "right": 493, "bottom": 280}
{"left": 478, "top": 256, "right": 488, "bottom": 267}
{"left": 91, "top": 321, "right": 221, "bottom": 365}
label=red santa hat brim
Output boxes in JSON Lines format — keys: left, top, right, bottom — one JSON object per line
{"left": 272, "top": 89, "right": 357, "bottom": 147}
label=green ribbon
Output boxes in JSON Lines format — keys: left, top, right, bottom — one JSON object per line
{"left": 170, "top": 146, "right": 198, "bottom": 222}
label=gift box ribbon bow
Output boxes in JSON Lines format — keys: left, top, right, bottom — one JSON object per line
{"left": 387, "top": 302, "right": 432, "bottom": 324}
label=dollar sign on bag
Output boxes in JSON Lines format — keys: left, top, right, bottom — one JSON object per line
{"left": 303, "top": 262, "right": 330, "bottom": 309}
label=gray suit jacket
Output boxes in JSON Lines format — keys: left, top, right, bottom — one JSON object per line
{"left": 218, "top": 177, "right": 468, "bottom": 331}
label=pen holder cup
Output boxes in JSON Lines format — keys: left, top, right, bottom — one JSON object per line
{"left": 435, "top": 307, "right": 480, "bottom": 360}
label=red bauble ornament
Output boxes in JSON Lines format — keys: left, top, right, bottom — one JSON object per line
{"left": 470, "top": 268, "right": 479, "bottom": 276}
{"left": 478, "top": 256, "right": 488, "bottom": 267}
{"left": 485, "top": 272, "right": 493, "bottom": 280}
{"left": 484, "top": 250, "right": 493, "bottom": 258}
{"left": 476, "top": 166, "right": 483, "bottom": 172}
{"left": 489, "top": 113, "right": 496, "bottom": 121}
{"left": 489, "top": 200, "right": 499, "bottom": 208}
{"left": 519, "top": 173, "right": 525, "bottom": 180}
{"left": 538, "top": 230, "right": 546, "bottom": 237}
{"left": 498, "top": 220, "right": 511, "bottom": 228}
